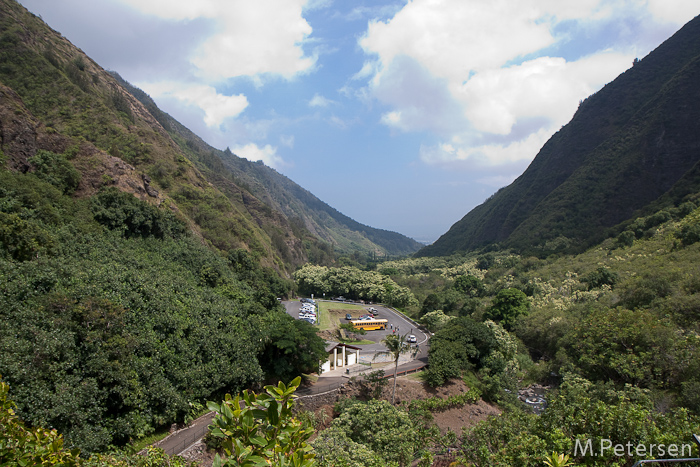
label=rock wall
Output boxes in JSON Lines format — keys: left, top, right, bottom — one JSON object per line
{"left": 295, "top": 387, "right": 343, "bottom": 412}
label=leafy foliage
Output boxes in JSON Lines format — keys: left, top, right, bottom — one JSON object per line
{"left": 257, "top": 315, "right": 327, "bottom": 383}
{"left": 29, "top": 150, "right": 82, "bottom": 194}
{"left": 484, "top": 288, "right": 530, "bottom": 331}
{"left": 459, "top": 375, "right": 700, "bottom": 466}
{"left": 0, "top": 167, "right": 324, "bottom": 453}
{"left": 91, "top": 187, "right": 186, "bottom": 239}
{"left": 207, "top": 377, "right": 315, "bottom": 467}
{"left": 327, "top": 399, "right": 420, "bottom": 467}
{"left": 0, "top": 377, "right": 81, "bottom": 466}
{"left": 294, "top": 265, "right": 418, "bottom": 308}
{"left": 424, "top": 317, "right": 498, "bottom": 387}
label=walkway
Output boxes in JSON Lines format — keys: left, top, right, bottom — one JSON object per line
{"left": 155, "top": 411, "right": 215, "bottom": 456}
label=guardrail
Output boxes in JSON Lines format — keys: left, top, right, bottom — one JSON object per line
{"left": 296, "top": 381, "right": 344, "bottom": 396}
{"left": 161, "top": 423, "right": 210, "bottom": 456}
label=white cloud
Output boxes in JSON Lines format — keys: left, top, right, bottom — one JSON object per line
{"left": 360, "top": 0, "right": 559, "bottom": 83}
{"left": 138, "top": 81, "right": 248, "bottom": 127}
{"left": 420, "top": 128, "right": 551, "bottom": 168}
{"left": 116, "top": 0, "right": 316, "bottom": 81}
{"left": 309, "top": 93, "right": 334, "bottom": 107}
{"left": 457, "top": 51, "right": 632, "bottom": 135}
{"left": 357, "top": 0, "right": 680, "bottom": 169}
{"left": 232, "top": 143, "right": 286, "bottom": 169}
{"left": 646, "top": 0, "right": 699, "bottom": 25}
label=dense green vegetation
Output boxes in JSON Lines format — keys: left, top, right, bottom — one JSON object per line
{"left": 0, "top": 166, "right": 324, "bottom": 453}
{"left": 358, "top": 205, "right": 700, "bottom": 465}
{"left": 207, "top": 378, "right": 315, "bottom": 467}
{"left": 293, "top": 264, "right": 418, "bottom": 308}
{"left": 2, "top": 2, "right": 700, "bottom": 466}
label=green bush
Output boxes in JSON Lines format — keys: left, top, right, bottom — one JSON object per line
{"left": 29, "top": 150, "right": 82, "bottom": 194}
{"left": 91, "top": 187, "right": 186, "bottom": 239}
{"left": 484, "top": 288, "right": 530, "bottom": 330}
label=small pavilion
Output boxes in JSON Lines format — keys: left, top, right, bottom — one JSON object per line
{"left": 320, "top": 341, "right": 362, "bottom": 374}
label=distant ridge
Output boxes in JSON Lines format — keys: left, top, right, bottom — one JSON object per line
{"left": 111, "top": 74, "right": 423, "bottom": 258}
{"left": 419, "top": 14, "right": 700, "bottom": 257}
{"left": 0, "top": 0, "right": 421, "bottom": 273}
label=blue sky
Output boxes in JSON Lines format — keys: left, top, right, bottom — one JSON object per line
{"left": 18, "top": 0, "right": 698, "bottom": 244}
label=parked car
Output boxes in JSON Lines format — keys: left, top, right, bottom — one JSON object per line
{"left": 345, "top": 313, "right": 353, "bottom": 320}
{"left": 300, "top": 298, "right": 315, "bottom": 304}
{"left": 335, "top": 296, "right": 346, "bottom": 301}
{"left": 407, "top": 335, "right": 417, "bottom": 343}
{"left": 301, "top": 317, "right": 316, "bottom": 324}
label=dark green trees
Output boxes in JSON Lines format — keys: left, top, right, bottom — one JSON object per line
{"left": 257, "top": 316, "right": 327, "bottom": 383}
{"left": 484, "top": 288, "right": 530, "bottom": 330}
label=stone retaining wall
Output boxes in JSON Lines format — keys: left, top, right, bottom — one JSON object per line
{"left": 295, "top": 387, "right": 343, "bottom": 412}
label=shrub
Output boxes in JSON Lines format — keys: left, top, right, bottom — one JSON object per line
{"left": 29, "top": 150, "right": 81, "bottom": 194}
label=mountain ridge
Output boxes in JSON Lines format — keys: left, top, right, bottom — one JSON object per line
{"left": 0, "top": 0, "right": 421, "bottom": 272}
{"left": 419, "top": 14, "right": 700, "bottom": 257}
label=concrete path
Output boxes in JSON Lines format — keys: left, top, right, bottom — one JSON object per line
{"left": 156, "top": 411, "right": 216, "bottom": 456}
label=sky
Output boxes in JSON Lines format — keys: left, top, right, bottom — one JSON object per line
{"left": 17, "top": 0, "right": 699, "bottom": 244}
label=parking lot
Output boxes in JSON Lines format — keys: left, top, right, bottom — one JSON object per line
{"left": 282, "top": 299, "right": 428, "bottom": 355}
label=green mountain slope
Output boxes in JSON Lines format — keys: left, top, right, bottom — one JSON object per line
{"left": 113, "top": 73, "right": 423, "bottom": 258}
{"left": 420, "top": 14, "right": 700, "bottom": 257}
{"left": 0, "top": 0, "right": 420, "bottom": 275}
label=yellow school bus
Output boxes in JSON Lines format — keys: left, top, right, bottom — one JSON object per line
{"left": 351, "top": 319, "right": 388, "bottom": 331}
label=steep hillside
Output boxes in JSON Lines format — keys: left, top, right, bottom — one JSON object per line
{"left": 0, "top": 0, "right": 420, "bottom": 276}
{"left": 420, "top": 14, "right": 700, "bottom": 257}
{"left": 114, "top": 73, "right": 423, "bottom": 258}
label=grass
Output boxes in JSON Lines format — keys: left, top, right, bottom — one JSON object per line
{"left": 404, "top": 370, "right": 426, "bottom": 382}
{"left": 129, "top": 429, "right": 172, "bottom": 453}
{"left": 339, "top": 338, "right": 374, "bottom": 345}
{"left": 317, "top": 301, "right": 367, "bottom": 332}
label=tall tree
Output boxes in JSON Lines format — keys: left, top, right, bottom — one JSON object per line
{"left": 373, "top": 333, "right": 418, "bottom": 405}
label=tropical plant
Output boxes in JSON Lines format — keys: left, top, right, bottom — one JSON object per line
{"left": 373, "top": 333, "right": 419, "bottom": 405}
{"left": 484, "top": 288, "right": 530, "bottom": 330}
{"left": 0, "top": 377, "right": 81, "bottom": 466}
{"left": 207, "top": 377, "right": 315, "bottom": 467}
{"left": 543, "top": 452, "right": 574, "bottom": 467}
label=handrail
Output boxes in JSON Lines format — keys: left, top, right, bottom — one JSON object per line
{"left": 630, "top": 435, "right": 700, "bottom": 467}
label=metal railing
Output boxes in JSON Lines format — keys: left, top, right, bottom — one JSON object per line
{"left": 631, "top": 435, "right": 700, "bottom": 467}
{"left": 162, "top": 423, "right": 211, "bottom": 456}
{"left": 296, "top": 381, "right": 344, "bottom": 396}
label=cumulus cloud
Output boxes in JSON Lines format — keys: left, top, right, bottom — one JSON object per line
{"left": 420, "top": 127, "right": 551, "bottom": 168}
{"left": 116, "top": 0, "right": 316, "bottom": 81}
{"left": 138, "top": 81, "right": 248, "bottom": 127}
{"left": 357, "top": 0, "right": 685, "bottom": 169}
{"left": 457, "top": 51, "right": 632, "bottom": 135}
{"left": 232, "top": 143, "right": 286, "bottom": 169}
{"left": 309, "top": 93, "right": 334, "bottom": 107}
